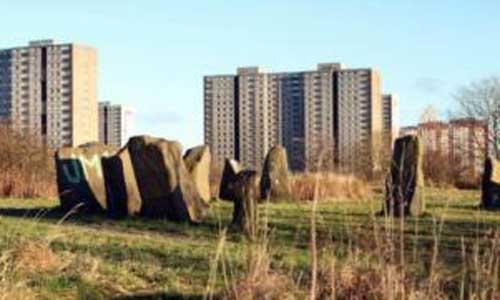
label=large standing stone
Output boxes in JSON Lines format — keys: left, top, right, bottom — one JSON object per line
{"left": 128, "top": 136, "right": 208, "bottom": 222}
{"left": 219, "top": 159, "right": 242, "bottom": 201}
{"left": 102, "top": 146, "right": 142, "bottom": 217}
{"left": 183, "top": 145, "right": 211, "bottom": 204}
{"left": 384, "top": 135, "right": 425, "bottom": 216}
{"left": 260, "top": 145, "right": 291, "bottom": 201}
{"left": 481, "top": 157, "right": 500, "bottom": 209}
{"left": 231, "top": 170, "right": 260, "bottom": 238}
{"left": 55, "top": 143, "right": 117, "bottom": 212}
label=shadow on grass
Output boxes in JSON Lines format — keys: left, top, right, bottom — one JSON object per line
{"left": 0, "top": 206, "right": 228, "bottom": 239}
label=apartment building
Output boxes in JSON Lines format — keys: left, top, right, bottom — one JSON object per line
{"left": 236, "top": 67, "right": 279, "bottom": 169}
{"left": 382, "top": 94, "right": 398, "bottom": 148}
{"left": 0, "top": 40, "right": 98, "bottom": 148}
{"left": 279, "top": 72, "right": 306, "bottom": 171}
{"left": 203, "top": 75, "right": 238, "bottom": 164}
{"left": 98, "top": 101, "right": 132, "bottom": 147}
{"left": 204, "top": 63, "right": 389, "bottom": 175}
{"left": 303, "top": 63, "right": 340, "bottom": 171}
{"left": 336, "top": 69, "right": 382, "bottom": 174}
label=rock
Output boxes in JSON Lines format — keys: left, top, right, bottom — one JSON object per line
{"left": 128, "top": 136, "right": 208, "bottom": 222}
{"left": 102, "top": 146, "right": 142, "bottom": 217}
{"left": 481, "top": 157, "right": 500, "bottom": 209}
{"left": 231, "top": 170, "right": 260, "bottom": 237}
{"left": 384, "top": 135, "right": 425, "bottom": 216}
{"left": 261, "top": 145, "right": 291, "bottom": 201}
{"left": 55, "top": 142, "right": 117, "bottom": 212}
{"left": 219, "top": 159, "right": 242, "bottom": 201}
{"left": 183, "top": 145, "right": 211, "bottom": 204}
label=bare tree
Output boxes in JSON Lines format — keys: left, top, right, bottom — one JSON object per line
{"left": 419, "top": 105, "right": 439, "bottom": 124}
{"left": 453, "top": 77, "right": 500, "bottom": 158}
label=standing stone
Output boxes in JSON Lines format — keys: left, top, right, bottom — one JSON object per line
{"left": 128, "top": 136, "right": 208, "bottom": 222}
{"left": 55, "top": 143, "right": 117, "bottom": 212}
{"left": 481, "top": 157, "right": 500, "bottom": 209}
{"left": 231, "top": 170, "right": 260, "bottom": 238}
{"left": 183, "top": 145, "right": 211, "bottom": 204}
{"left": 384, "top": 135, "right": 425, "bottom": 216}
{"left": 102, "top": 145, "right": 142, "bottom": 217}
{"left": 219, "top": 159, "right": 242, "bottom": 201}
{"left": 261, "top": 145, "right": 291, "bottom": 201}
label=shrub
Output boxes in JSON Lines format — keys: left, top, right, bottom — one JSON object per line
{"left": 0, "top": 126, "right": 56, "bottom": 198}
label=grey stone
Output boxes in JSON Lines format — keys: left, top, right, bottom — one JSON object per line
{"left": 384, "top": 135, "right": 425, "bottom": 216}
{"left": 481, "top": 157, "right": 500, "bottom": 209}
{"left": 261, "top": 145, "right": 291, "bottom": 201}
{"left": 219, "top": 158, "right": 242, "bottom": 201}
{"left": 55, "top": 143, "right": 117, "bottom": 212}
{"left": 183, "top": 145, "right": 211, "bottom": 204}
{"left": 128, "top": 136, "right": 208, "bottom": 222}
{"left": 231, "top": 170, "right": 260, "bottom": 237}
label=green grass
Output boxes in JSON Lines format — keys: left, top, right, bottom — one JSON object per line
{"left": 0, "top": 188, "right": 497, "bottom": 299}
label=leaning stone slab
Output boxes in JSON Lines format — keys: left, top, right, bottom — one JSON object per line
{"left": 219, "top": 159, "right": 242, "bottom": 201}
{"left": 261, "top": 145, "right": 291, "bottom": 201}
{"left": 128, "top": 136, "right": 208, "bottom": 222}
{"left": 384, "top": 135, "right": 425, "bottom": 216}
{"left": 183, "top": 145, "right": 211, "bottom": 204}
{"left": 55, "top": 142, "right": 117, "bottom": 213}
{"left": 102, "top": 146, "right": 142, "bottom": 217}
{"left": 481, "top": 157, "right": 500, "bottom": 209}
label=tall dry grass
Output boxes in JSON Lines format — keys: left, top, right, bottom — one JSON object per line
{"left": 290, "top": 172, "right": 372, "bottom": 201}
{"left": 0, "top": 126, "right": 56, "bottom": 198}
{"left": 211, "top": 147, "right": 499, "bottom": 300}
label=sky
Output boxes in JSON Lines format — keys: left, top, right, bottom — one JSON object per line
{"left": 2, "top": 0, "right": 500, "bottom": 147}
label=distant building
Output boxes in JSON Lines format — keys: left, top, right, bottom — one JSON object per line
{"left": 205, "top": 63, "right": 388, "bottom": 175}
{"left": 401, "top": 118, "right": 487, "bottom": 179}
{"left": 203, "top": 75, "right": 238, "bottom": 164}
{"left": 399, "top": 126, "right": 418, "bottom": 137}
{"left": 382, "top": 94, "right": 398, "bottom": 147}
{"left": 98, "top": 102, "right": 132, "bottom": 147}
{"left": 336, "top": 68, "right": 382, "bottom": 175}
{"left": 449, "top": 118, "right": 487, "bottom": 178}
{"left": 0, "top": 40, "right": 98, "bottom": 148}
{"left": 418, "top": 121, "right": 450, "bottom": 155}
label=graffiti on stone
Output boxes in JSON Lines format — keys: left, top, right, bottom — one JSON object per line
{"left": 61, "top": 152, "right": 111, "bottom": 184}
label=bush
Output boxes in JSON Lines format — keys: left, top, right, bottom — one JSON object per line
{"left": 422, "top": 150, "right": 480, "bottom": 189}
{"left": 0, "top": 126, "right": 56, "bottom": 198}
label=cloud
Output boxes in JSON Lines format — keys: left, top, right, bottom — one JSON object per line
{"left": 414, "top": 77, "right": 445, "bottom": 95}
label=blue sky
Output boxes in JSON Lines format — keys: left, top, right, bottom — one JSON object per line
{"left": 2, "top": 0, "right": 500, "bottom": 147}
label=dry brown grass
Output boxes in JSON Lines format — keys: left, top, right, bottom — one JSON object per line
{"left": 290, "top": 172, "right": 372, "bottom": 201}
{"left": 0, "top": 172, "right": 57, "bottom": 199}
{"left": 13, "top": 239, "right": 59, "bottom": 274}
{"left": 0, "top": 126, "right": 56, "bottom": 198}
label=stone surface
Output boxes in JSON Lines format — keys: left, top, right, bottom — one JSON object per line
{"left": 231, "top": 170, "right": 260, "bottom": 237}
{"left": 55, "top": 142, "right": 117, "bottom": 212}
{"left": 384, "top": 135, "right": 425, "bottom": 216}
{"left": 102, "top": 146, "right": 142, "bottom": 217}
{"left": 481, "top": 157, "right": 500, "bottom": 209}
{"left": 260, "top": 145, "right": 291, "bottom": 200}
{"left": 183, "top": 145, "right": 211, "bottom": 203}
{"left": 128, "top": 136, "right": 208, "bottom": 222}
{"left": 219, "top": 159, "right": 242, "bottom": 201}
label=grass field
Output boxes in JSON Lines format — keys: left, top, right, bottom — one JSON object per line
{"left": 0, "top": 188, "right": 498, "bottom": 299}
